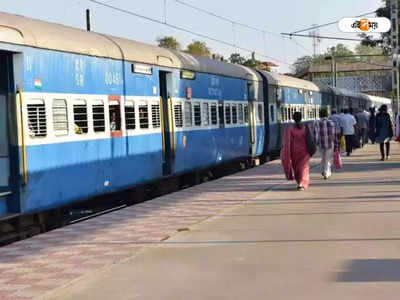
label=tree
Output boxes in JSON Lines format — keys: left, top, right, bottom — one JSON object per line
{"left": 157, "top": 36, "right": 181, "bottom": 50}
{"left": 326, "top": 44, "right": 354, "bottom": 59}
{"left": 186, "top": 41, "right": 211, "bottom": 57}
{"left": 360, "top": 0, "right": 399, "bottom": 53}
{"left": 291, "top": 55, "right": 314, "bottom": 76}
{"left": 229, "top": 53, "right": 246, "bottom": 65}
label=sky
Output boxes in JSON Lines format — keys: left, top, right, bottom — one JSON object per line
{"left": 0, "top": 0, "right": 384, "bottom": 73}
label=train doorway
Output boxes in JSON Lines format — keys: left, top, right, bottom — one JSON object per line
{"left": 159, "top": 71, "right": 174, "bottom": 176}
{"left": 0, "top": 52, "right": 12, "bottom": 194}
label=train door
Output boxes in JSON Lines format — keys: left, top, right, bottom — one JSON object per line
{"left": 247, "top": 81, "right": 256, "bottom": 156}
{"left": 0, "top": 52, "right": 11, "bottom": 195}
{"left": 159, "top": 71, "right": 174, "bottom": 176}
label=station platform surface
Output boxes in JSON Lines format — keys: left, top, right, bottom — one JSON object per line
{"left": 1, "top": 143, "right": 400, "bottom": 300}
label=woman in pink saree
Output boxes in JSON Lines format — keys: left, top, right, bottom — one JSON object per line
{"left": 281, "top": 112, "right": 310, "bottom": 191}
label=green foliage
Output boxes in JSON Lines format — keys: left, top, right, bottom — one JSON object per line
{"left": 291, "top": 55, "right": 314, "bottom": 76}
{"left": 229, "top": 53, "right": 246, "bottom": 65}
{"left": 360, "top": 0, "right": 400, "bottom": 53}
{"left": 229, "top": 52, "right": 270, "bottom": 71}
{"left": 186, "top": 41, "right": 211, "bottom": 57}
{"left": 157, "top": 36, "right": 181, "bottom": 50}
{"left": 326, "top": 44, "right": 354, "bottom": 58}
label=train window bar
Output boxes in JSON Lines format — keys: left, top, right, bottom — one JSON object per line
{"left": 73, "top": 100, "right": 88, "bottom": 134}
{"left": 151, "top": 103, "right": 161, "bottom": 128}
{"left": 225, "top": 104, "right": 231, "bottom": 125}
{"left": 92, "top": 100, "right": 105, "bottom": 133}
{"left": 193, "top": 102, "right": 201, "bottom": 126}
{"left": 174, "top": 103, "right": 183, "bottom": 128}
{"left": 184, "top": 102, "right": 192, "bottom": 127}
{"left": 210, "top": 103, "right": 218, "bottom": 126}
{"left": 52, "top": 99, "right": 68, "bottom": 136}
{"left": 125, "top": 101, "right": 136, "bottom": 130}
{"left": 243, "top": 104, "right": 249, "bottom": 124}
{"left": 238, "top": 104, "right": 244, "bottom": 124}
{"left": 232, "top": 104, "right": 238, "bottom": 124}
{"left": 27, "top": 100, "right": 47, "bottom": 137}
{"left": 202, "top": 102, "right": 209, "bottom": 126}
{"left": 139, "top": 104, "right": 149, "bottom": 129}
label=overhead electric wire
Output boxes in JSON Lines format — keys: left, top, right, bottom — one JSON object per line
{"left": 174, "top": 0, "right": 281, "bottom": 37}
{"left": 88, "top": 0, "right": 291, "bottom": 65}
{"left": 290, "top": 10, "right": 377, "bottom": 34}
{"left": 281, "top": 33, "right": 371, "bottom": 42}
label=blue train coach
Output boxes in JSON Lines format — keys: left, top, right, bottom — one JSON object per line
{"left": 0, "top": 12, "right": 266, "bottom": 219}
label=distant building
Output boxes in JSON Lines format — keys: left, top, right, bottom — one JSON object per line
{"left": 302, "top": 61, "right": 391, "bottom": 98}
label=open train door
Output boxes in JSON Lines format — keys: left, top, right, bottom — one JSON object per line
{"left": 247, "top": 81, "right": 257, "bottom": 156}
{"left": 159, "top": 70, "right": 174, "bottom": 176}
{"left": 0, "top": 51, "right": 14, "bottom": 215}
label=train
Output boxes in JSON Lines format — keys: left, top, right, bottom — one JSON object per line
{"left": 0, "top": 11, "right": 392, "bottom": 221}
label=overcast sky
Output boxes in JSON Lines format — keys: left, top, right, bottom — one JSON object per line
{"left": 1, "top": 0, "right": 383, "bottom": 72}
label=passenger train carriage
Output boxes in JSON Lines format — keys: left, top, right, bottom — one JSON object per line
{"left": 0, "top": 11, "right": 392, "bottom": 221}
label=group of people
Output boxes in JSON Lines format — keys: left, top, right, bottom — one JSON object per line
{"left": 281, "top": 104, "right": 397, "bottom": 191}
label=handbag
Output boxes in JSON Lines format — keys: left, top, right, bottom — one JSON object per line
{"left": 305, "top": 125, "right": 317, "bottom": 157}
{"left": 334, "top": 149, "right": 342, "bottom": 169}
{"left": 340, "top": 136, "right": 346, "bottom": 151}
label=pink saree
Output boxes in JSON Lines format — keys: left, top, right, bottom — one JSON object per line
{"left": 280, "top": 125, "right": 310, "bottom": 189}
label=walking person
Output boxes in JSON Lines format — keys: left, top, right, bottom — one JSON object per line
{"left": 281, "top": 112, "right": 311, "bottom": 191}
{"left": 375, "top": 104, "right": 393, "bottom": 161}
{"left": 342, "top": 108, "right": 357, "bottom": 156}
{"left": 355, "top": 108, "right": 370, "bottom": 147}
{"left": 368, "top": 107, "right": 376, "bottom": 144}
{"left": 314, "top": 109, "right": 337, "bottom": 179}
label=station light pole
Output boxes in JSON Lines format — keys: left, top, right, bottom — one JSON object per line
{"left": 325, "top": 56, "right": 336, "bottom": 87}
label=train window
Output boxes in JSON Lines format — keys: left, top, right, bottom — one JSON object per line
{"left": 125, "top": 101, "right": 136, "bottom": 130}
{"left": 225, "top": 104, "right": 231, "bottom": 124}
{"left": 151, "top": 104, "right": 161, "bottom": 128}
{"left": 27, "top": 100, "right": 47, "bottom": 137}
{"left": 211, "top": 103, "right": 218, "bottom": 125}
{"left": 73, "top": 101, "right": 88, "bottom": 134}
{"left": 258, "top": 104, "right": 263, "bottom": 123}
{"left": 139, "top": 104, "right": 149, "bottom": 129}
{"left": 202, "top": 103, "right": 209, "bottom": 126}
{"left": 232, "top": 104, "right": 238, "bottom": 124}
{"left": 301, "top": 107, "right": 305, "bottom": 119}
{"left": 53, "top": 99, "right": 68, "bottom": 136}
{"left": 244, "top": 104, "right": 249, "bottom": 123}
{"left": 238, "top": 104, "right": 244, "bottom": 124}
{"left": 184, "top": 102, "right": 192, "bottom": 127}
{"left": 270, "top": 105, "right": 275, "bottom": 122}
{"left": 281, "top": 106, "right": 285, "bottom": 122}
{"left": 174, "top": 103, "right": 183, "bottom": 128}
{"left": 194, "top": 102, "right": 201, "bottom": 126}
{"left": 218, "top": 103, "right": 224, "bottom": 125}
{"left": 109, "top": 101, "right": 121, "bottom": 132}
{"left": 92, "top": 101, "right": 105, "bottom": 133}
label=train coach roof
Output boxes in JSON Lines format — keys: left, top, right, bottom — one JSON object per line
{"left": 367, "top": 95, "right": 392, "bottom": 104}
{"left": 330, "top": 87, "right": 370, "bottom": 100}
{"left": 259, "top": 71, "right": 320, "bottom": 92}
{"left": 0, "top": 11, "right": 253, "bottom": 80}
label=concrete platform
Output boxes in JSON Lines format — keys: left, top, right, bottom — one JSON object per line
{"left": 43, "top": 144, "right": 400, "bottom": 300}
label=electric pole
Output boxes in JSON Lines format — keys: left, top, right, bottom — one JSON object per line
{"left": 391, "top": 0, "right": 399, "bottom": 113}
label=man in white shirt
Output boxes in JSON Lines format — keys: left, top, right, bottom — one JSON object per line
{"left": 342, "top": 108, "right": 357, "bottom": 156}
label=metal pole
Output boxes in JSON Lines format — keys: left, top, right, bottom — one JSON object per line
{"left": 333, "top": 56, "right": 337, "bottom": 87}
{"left": 86, "top": 9, "right": 91, "bottom": 31}
{"left": 397, "top": 56, "right": 400, "bottom": 114}
{"left": 391, "top": 0, "right": 399, "bottom": 114}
